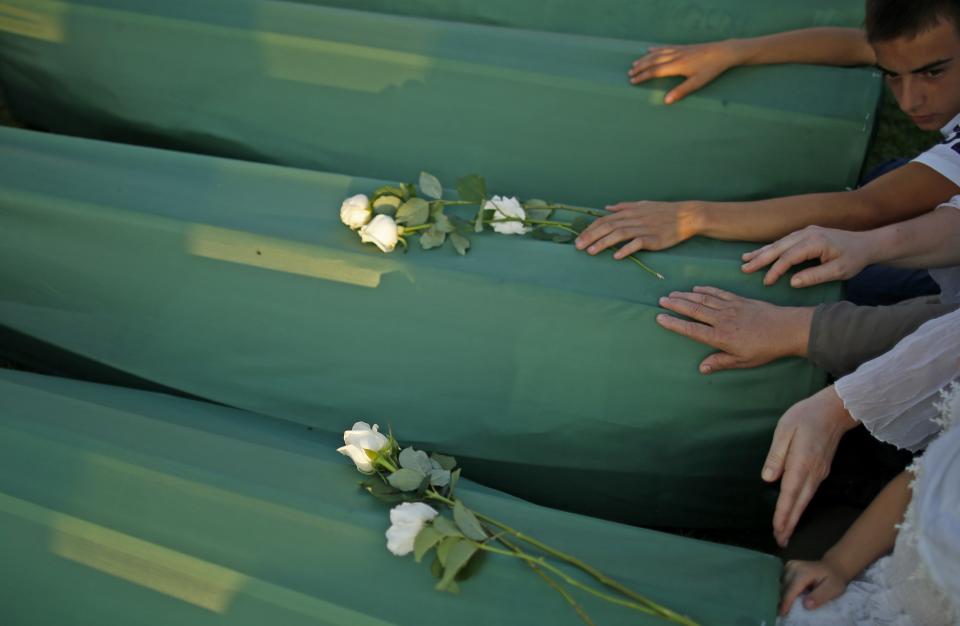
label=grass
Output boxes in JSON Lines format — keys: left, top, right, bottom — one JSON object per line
{"left": 863, "top": 88, "right": 942, "bottom": 172}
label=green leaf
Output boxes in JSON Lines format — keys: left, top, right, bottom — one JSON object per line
{"left": 436, "top": 536, "right": 461, "bottom": 567}
{"left": 387, "top": 468, "right": 426, "bottom": 492}
{"left": 399, "top": 447, "right": 434, "bottom": 475}
{"left": 400, "top": 182, "right": 417, "bottom": 201}
{"left": 449, "top": 468, "right": 461, "bottom": 496}
{"left": 429, "top": 201, "right": 446, "bottom": 217}
{"left": 524, "top": 199, "right": 553, "bottom": 222}
{"left": 436, "top": 540, "right": 479, "bottom": 593}
{"left": 456, "top": 174, "right": 487, "bottom": 203}
{"left": 419, "top": 226, "right": 447, "bottom": 250}
{"left": 433, "top": 212, "right": 455, "bottom": 234}
{"left": 431, "top": 515, "right": 463, "bottom": 538}
{"left": 430, "top": 453, "right": 457, "bottom": 471}
{"left": 450, "top": 232, "right": 471, "bottom": 256}
{"left": 396, "top": 198, "right": 430, "bottom": 226}
{"left": 453, "top": 500, "right": 487, "bottom": 541}
{"left": 571, "top": 216, "right": 591, "bottom": 233}
{"left": 429, "top": 468, "right": 451, "bottom": 488}
{"left": 362, "top": 479, "right": 406, "bottom": 504}
{"left": 413, "top": 526, "right": 443, "bottom": 563}
{"left": 419, "top": 171, "right": 443, "bottom": 200}
{"left": 363, "top": 448, "right": 380, "bottom": 461}
{"left": 552, "top": 231, "right": 575, "bottom": 244}
{"left": 430, "top": 555, "right": 443, "bottom": 579}
{"left": 473, "top": 205, "right": 485, "bottom": 233}
{"left": 530, "top": 227, "right": 554, "bottom": 241}
{"left": 456, "top": 549, "right": 487, "bottom": 582}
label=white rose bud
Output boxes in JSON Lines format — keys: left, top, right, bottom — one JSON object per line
{"left": 386, "top": 502, "right": 439, "bottom": 556}
{"left": 359, "top": 214, "right": 400, "bottom": 253}
{"left": 340, "top": 194, "right": 372, "bottom": 230}
{"left": 485, "top": 195, "right": 529, "bottom": 235}
{"left": 337, "top": 421, "right": 389, "bottom": 473}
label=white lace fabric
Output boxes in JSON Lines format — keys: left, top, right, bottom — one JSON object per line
{"left": 781, "top": 385, "right": 960, "bottom": 626}
{"left": 834, "top": 308, "right": 960, "bottom": 451}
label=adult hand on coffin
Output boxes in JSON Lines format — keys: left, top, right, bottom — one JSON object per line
{"left": 575, "top": 200, "right": 701, "bottom": 256}
{"left": 741, "top": 226, "right": 874, "bottom": 288}
{"left": 762, "top": 386, "right": 858, "bottom": 547}
{"left": 629, "top": 41, "right": 744, "bottom": 104}
{"left": 655, "top": 286, "right": 814, "bottom": 374}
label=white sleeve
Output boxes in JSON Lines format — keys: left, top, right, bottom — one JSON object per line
{"left": 834, "top": 308, "right": 960, "bottom": 451}
{"left": 914, "top": 134, "right": 960, "bottom": 188}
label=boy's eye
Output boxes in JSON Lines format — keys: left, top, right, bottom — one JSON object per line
{"left": 925, "top": 68, "right": 945, "bottom": 78}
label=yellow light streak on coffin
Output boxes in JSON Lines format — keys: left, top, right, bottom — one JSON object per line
{"left": 0, "top": 491, "right": 397, "bottom": 624}
{"left": 0, "top": 2, "right": 63, "bottom": 41}
{"left": 187, "top": 224, "right": 384, "bottom": 288}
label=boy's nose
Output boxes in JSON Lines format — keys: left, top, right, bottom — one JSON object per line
{"left": 898, "top": 77, "right": 926, "bottom": 114}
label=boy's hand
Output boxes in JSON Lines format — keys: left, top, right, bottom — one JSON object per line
{"left": 780, "top": 559, "right": 848, "bottom": 616}
{"left": 628, "top": 41, "right": 744, "bottom": 104}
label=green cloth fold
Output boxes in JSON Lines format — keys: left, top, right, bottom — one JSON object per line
{"left": 0, "top": 0, "right": 879, "bottom": 207}
{"left": 291, "top": 0, "right": 866, "bottom": 43}
{"left": 0, "top": 368, "right": 780, "bottom": 625}
{"left": 0, "top": 127, "right": 838, "bottom": 527}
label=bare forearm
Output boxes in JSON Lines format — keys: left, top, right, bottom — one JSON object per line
{"left": 692, "top": 164, "right": 960, "bottom": 243}
{"left": 692, "top": 192, "right": 875, "bottom": 243}
{"left": 730, "top": 28, "right": 875, "bottom": 68}
{"left": 866, "top": 207, "right": 960, "bottom": 268}
{"left": 822, "top": 471, "right": 911, "bottom": 582}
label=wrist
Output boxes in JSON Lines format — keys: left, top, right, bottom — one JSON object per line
{"left": 783, "top": 306, "right": 815, "bottom": 358}
{"left": 728, "top": 37, "right": 761, "bottom": 66}
{"left": 822, "top": 548, "right": 858, "bottom": 585}
{"left": 678, "top": 200, "right": 709, "bottom": 240}
{"left": 824, "top": 385, "right": 858, "bottom": 433}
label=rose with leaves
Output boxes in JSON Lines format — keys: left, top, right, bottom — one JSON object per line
{"left": 339, "top": 172, "right": 663, "bottom": 280}
{"left": 337, "top": 423, "right": 697, "bottom": 625}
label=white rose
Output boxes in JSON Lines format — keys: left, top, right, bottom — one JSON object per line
{"left": 340, "top": 194, "right": 372, "bottom": 230}
{"left": 485, "top": 195, "right": 529, "bottom": 235}
{"left": 386, "top": 502, "right": 439, "bottom": 556}
{"left": 337, "top": 421, "right": 389, "bottom": 473}
{"left": 359, "top": 214, "right": 400, "bottom": 253}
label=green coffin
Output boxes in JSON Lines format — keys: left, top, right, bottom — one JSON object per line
{"left": 0, "top": 369, "right": 781, "bottom": 625}
{"left": 0, "top": 127, "right": 838, "bottom": 527}
{"left": 0, "top": 0, "right": 879, "bottom": 207}
{"left": 293, "top": 0, "right": 865, "bottom": 43}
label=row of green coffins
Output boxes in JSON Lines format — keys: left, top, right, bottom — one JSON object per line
{"left": 0, "top": 368, "right": 780, "bottom": 625}
{"left": 0, "top": 0, "right": 880, "bottom": 208}
{"left": 0, "top": 127, "right": 840, "bottom": 527}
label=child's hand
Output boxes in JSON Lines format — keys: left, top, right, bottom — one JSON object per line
{"left": 779, "top": 559, "right": 848, "bottom": 616}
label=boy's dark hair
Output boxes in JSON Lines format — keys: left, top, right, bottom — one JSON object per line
{"left": 865, "top": 0, "right": 960, "bottom": 42}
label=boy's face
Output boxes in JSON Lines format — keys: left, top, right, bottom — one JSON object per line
{"left": 873, "top": 18, "right": 960, "bottom": 131}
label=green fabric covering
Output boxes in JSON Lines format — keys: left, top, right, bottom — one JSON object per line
{"left": 0, "top": 369, "right": 781, "bottom": 625}
{"left": 0, "top": 127, "right": 839, "bottom": 528}
{"left": 0, "top": 0, "right": 879, "bottom": 207}
{"left": 293, "top": 0, "right": 866, "bottom": 43}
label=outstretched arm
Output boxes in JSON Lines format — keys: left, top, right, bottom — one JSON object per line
{"left": 576, "top": 163, "right": 959, "bottom": 256}
{"left": 630, "top": 27, "right": 875, "bottom": 104}
{"left": 780, "top": 471, "right": 911, "bottom": 615}
{"left": 742, "top": 204, "right": 960, "bottom": 287}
